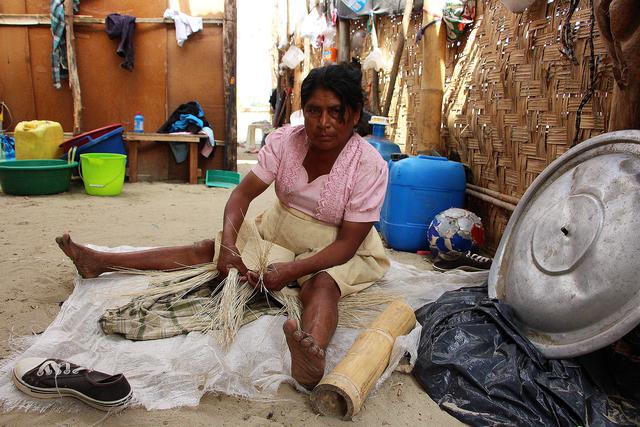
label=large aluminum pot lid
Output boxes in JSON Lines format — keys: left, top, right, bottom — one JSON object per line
{"left": 488, "top": 130, "right": 640, "bottom": 359}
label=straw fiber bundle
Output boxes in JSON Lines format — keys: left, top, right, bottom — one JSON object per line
{"left": 115, "top": 258, "right": 397, "bottom": 349}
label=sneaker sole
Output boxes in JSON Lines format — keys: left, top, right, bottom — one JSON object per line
{"left": 432, "top": 265, "right": 488, "bottom": 273}
{"left": 12, "top": 371, "right": 132, "bottom": 412}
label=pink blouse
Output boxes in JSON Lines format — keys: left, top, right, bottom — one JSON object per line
{"left": 251, "top": 125, "right": 388, "bottom": 225}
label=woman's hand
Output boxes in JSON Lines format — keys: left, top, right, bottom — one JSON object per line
{"left": 216, "top": 243, "right": 248, "bottom": 278}
{"left": 217, "top": 172, "right": 269, "bottom": 278}
{"left": 246, "top": 262, "right": 299, "bottom": 291}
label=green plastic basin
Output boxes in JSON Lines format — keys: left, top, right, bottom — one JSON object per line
{"left": 205, "top": 170, "right": 241, "bottom": 188}
{"left": 0, "top": 159, "right": 79, "bottom": 195}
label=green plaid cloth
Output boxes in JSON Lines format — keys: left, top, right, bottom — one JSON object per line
{"left": 100, "top": 286, "right": 284, "bottom": 341}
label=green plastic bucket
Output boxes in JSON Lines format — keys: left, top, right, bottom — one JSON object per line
{"left": 79, "top": 153, "right": 126, "bottom": 196}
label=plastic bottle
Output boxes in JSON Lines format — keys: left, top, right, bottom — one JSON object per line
{"left": 134, "top": 112, "right": 144, "bottom": 133}
{"left": 321, "top": 25, "right": 337, "bottom": 65}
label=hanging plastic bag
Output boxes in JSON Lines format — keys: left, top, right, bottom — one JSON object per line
{"left": 300, "top": 7, "right": 327, "bottom": 46}
{"left": 362, "top": 47, "right": 385, "bottom": 71}
{"left": 281, "top": 45, "right": 305, "bottom": 69}
{"left": 362, "top": 13, "right": 385, "bottom": 71}
{"left": 351, "top": 29, "right": 367, "bottom": 57}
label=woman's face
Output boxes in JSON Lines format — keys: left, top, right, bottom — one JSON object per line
{"left": 303, "top": 88, "right": 360, "bottom": 152}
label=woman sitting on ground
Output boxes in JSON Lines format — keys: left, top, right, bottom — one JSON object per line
{"left": 57, "top": 62, "right": 390, "bottom": 388}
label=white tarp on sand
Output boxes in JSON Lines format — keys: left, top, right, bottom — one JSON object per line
{"left": 0, "top": 245, "right": 488, "bottom": 412}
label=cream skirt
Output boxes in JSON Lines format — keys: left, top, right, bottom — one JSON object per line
{"left": 214, "top": 202, "right": 390, "bottom": 297}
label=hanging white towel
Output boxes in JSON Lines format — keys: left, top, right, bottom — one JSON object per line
{"left": 163, "top": 9, "right": 203, "bottom": 47}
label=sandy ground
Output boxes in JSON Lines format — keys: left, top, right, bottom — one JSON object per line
{"left": 0, "top": 152, "right": 461, "bottom": 426}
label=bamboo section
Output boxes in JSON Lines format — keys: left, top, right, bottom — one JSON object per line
{"left": 64, "top": 0, "right": 82, "bottom": 134}
{"left": 416, "top": 0, "right": 446, "bottom": 153}
{"left": 310, "top": 299, "right": 416, "bottom": 420}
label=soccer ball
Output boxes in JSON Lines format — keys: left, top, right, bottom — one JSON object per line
{"left": 427, "top": 208, "right": 485, "bottom": 260}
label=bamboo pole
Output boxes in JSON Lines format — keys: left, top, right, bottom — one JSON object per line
{"left": 310, "top": 299, "right": 416, "bottom": 420}
{"left": 338, "top": 17, "right": 350, "bottom": 63}
{"left": 63, "top": 0, "right": 82, "bottom": 134}
{"left": 417, "top": 0, "right": 447, "bottom": 153}
{"left": 223, "top": 0, "right": 237, "bottom": 171}
{"left": 466, "top": 183, "right": 521, "bottom": 206}
{"left": 382, "top": 0, "right": 414, "bottom": 117}
{"left": 466, "top": 188, "right": 517, "bottom": 211}
{"left": 370, "top": 16, "right": 380, "bottom": 115}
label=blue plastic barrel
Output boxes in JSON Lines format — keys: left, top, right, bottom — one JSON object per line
{"left": 380, "top": 155, "right": 466, "bottom": 252}
{"left": 365, "top": 123, "right": 401, "bottom": 162}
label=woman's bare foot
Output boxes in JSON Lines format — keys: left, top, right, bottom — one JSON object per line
{"left": 283, "top": 319, "right": 326, "bottom": 389}
{"left": 55, "top": 234, "right": 107, "bottom": 278}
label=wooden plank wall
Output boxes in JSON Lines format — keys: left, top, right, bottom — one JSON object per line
{"left": 0, "top": 0, "right": 226, "bottom": 181}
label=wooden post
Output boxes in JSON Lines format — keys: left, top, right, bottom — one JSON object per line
{"left": 311, "top": 300, "right": 416, "bottom": 419}
{"left": 417, "top": 0, "right": 447, "bottom": 153}
{"left": 382, "top": 0, "right": 414, "bottom": 117}
{"left": 223, "top": 0, "right": 237, "bottom": 171}
{"left": 338, "top": 17, "right": 350, "bottom": 63}
{"left": 63, "top": 0, "right": 82, "bottom": 134}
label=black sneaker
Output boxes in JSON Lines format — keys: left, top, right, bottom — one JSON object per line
{"left": 432, "top": 251, "right": 493, "bottom": 272}
{"left": 12, "top": 358, "right": 132, "bottom": 411}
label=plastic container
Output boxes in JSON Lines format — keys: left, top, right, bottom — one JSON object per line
{"left": 380, "top": 155, "right": 466, "bottom": 252}
{"left": 134, "top": 112, "right": 144, "bottom": 133}
{"left": 364, "top": 116, "right": 401, "bottom": 162}
{"left": 375, "top": 153, "right": 409, "bottom": 231}
{"left": 0, "top": 159, "right": 78, "bottom": 195}
{"left": 60, "top": 124, "right": 126, "bottom": 163}
{"left": 80, "top": 153, "right": 127, "bottom": 196}
{"left": 14, "top": 120, "right": 64, "bottom": 160}
{"left": 205, "top": 170, "right": 241, "bottom": 188}
{"left": 321, "top": 25, "right": 337, "bottom": 65}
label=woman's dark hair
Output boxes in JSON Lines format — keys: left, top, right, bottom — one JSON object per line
{"left": 301, "top": 62, "right": 364, "bottom": 122}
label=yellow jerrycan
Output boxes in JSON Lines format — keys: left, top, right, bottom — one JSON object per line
{"left": 14, "top": 120, "right": 64, "bottom": 160}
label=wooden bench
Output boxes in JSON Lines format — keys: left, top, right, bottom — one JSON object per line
{"left": 123, "top": 132, "right": 218, "bottom": 184}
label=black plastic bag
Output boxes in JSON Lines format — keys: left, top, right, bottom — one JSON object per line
{"left": 413, "top": 286, "right": 639, "bottom": 426}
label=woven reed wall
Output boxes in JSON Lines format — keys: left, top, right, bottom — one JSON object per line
{"left": 443, "top": 0, "right": 613, "bottom": 250}
{"left": 308, "top": 0, "right": 614, "bottom": 251}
